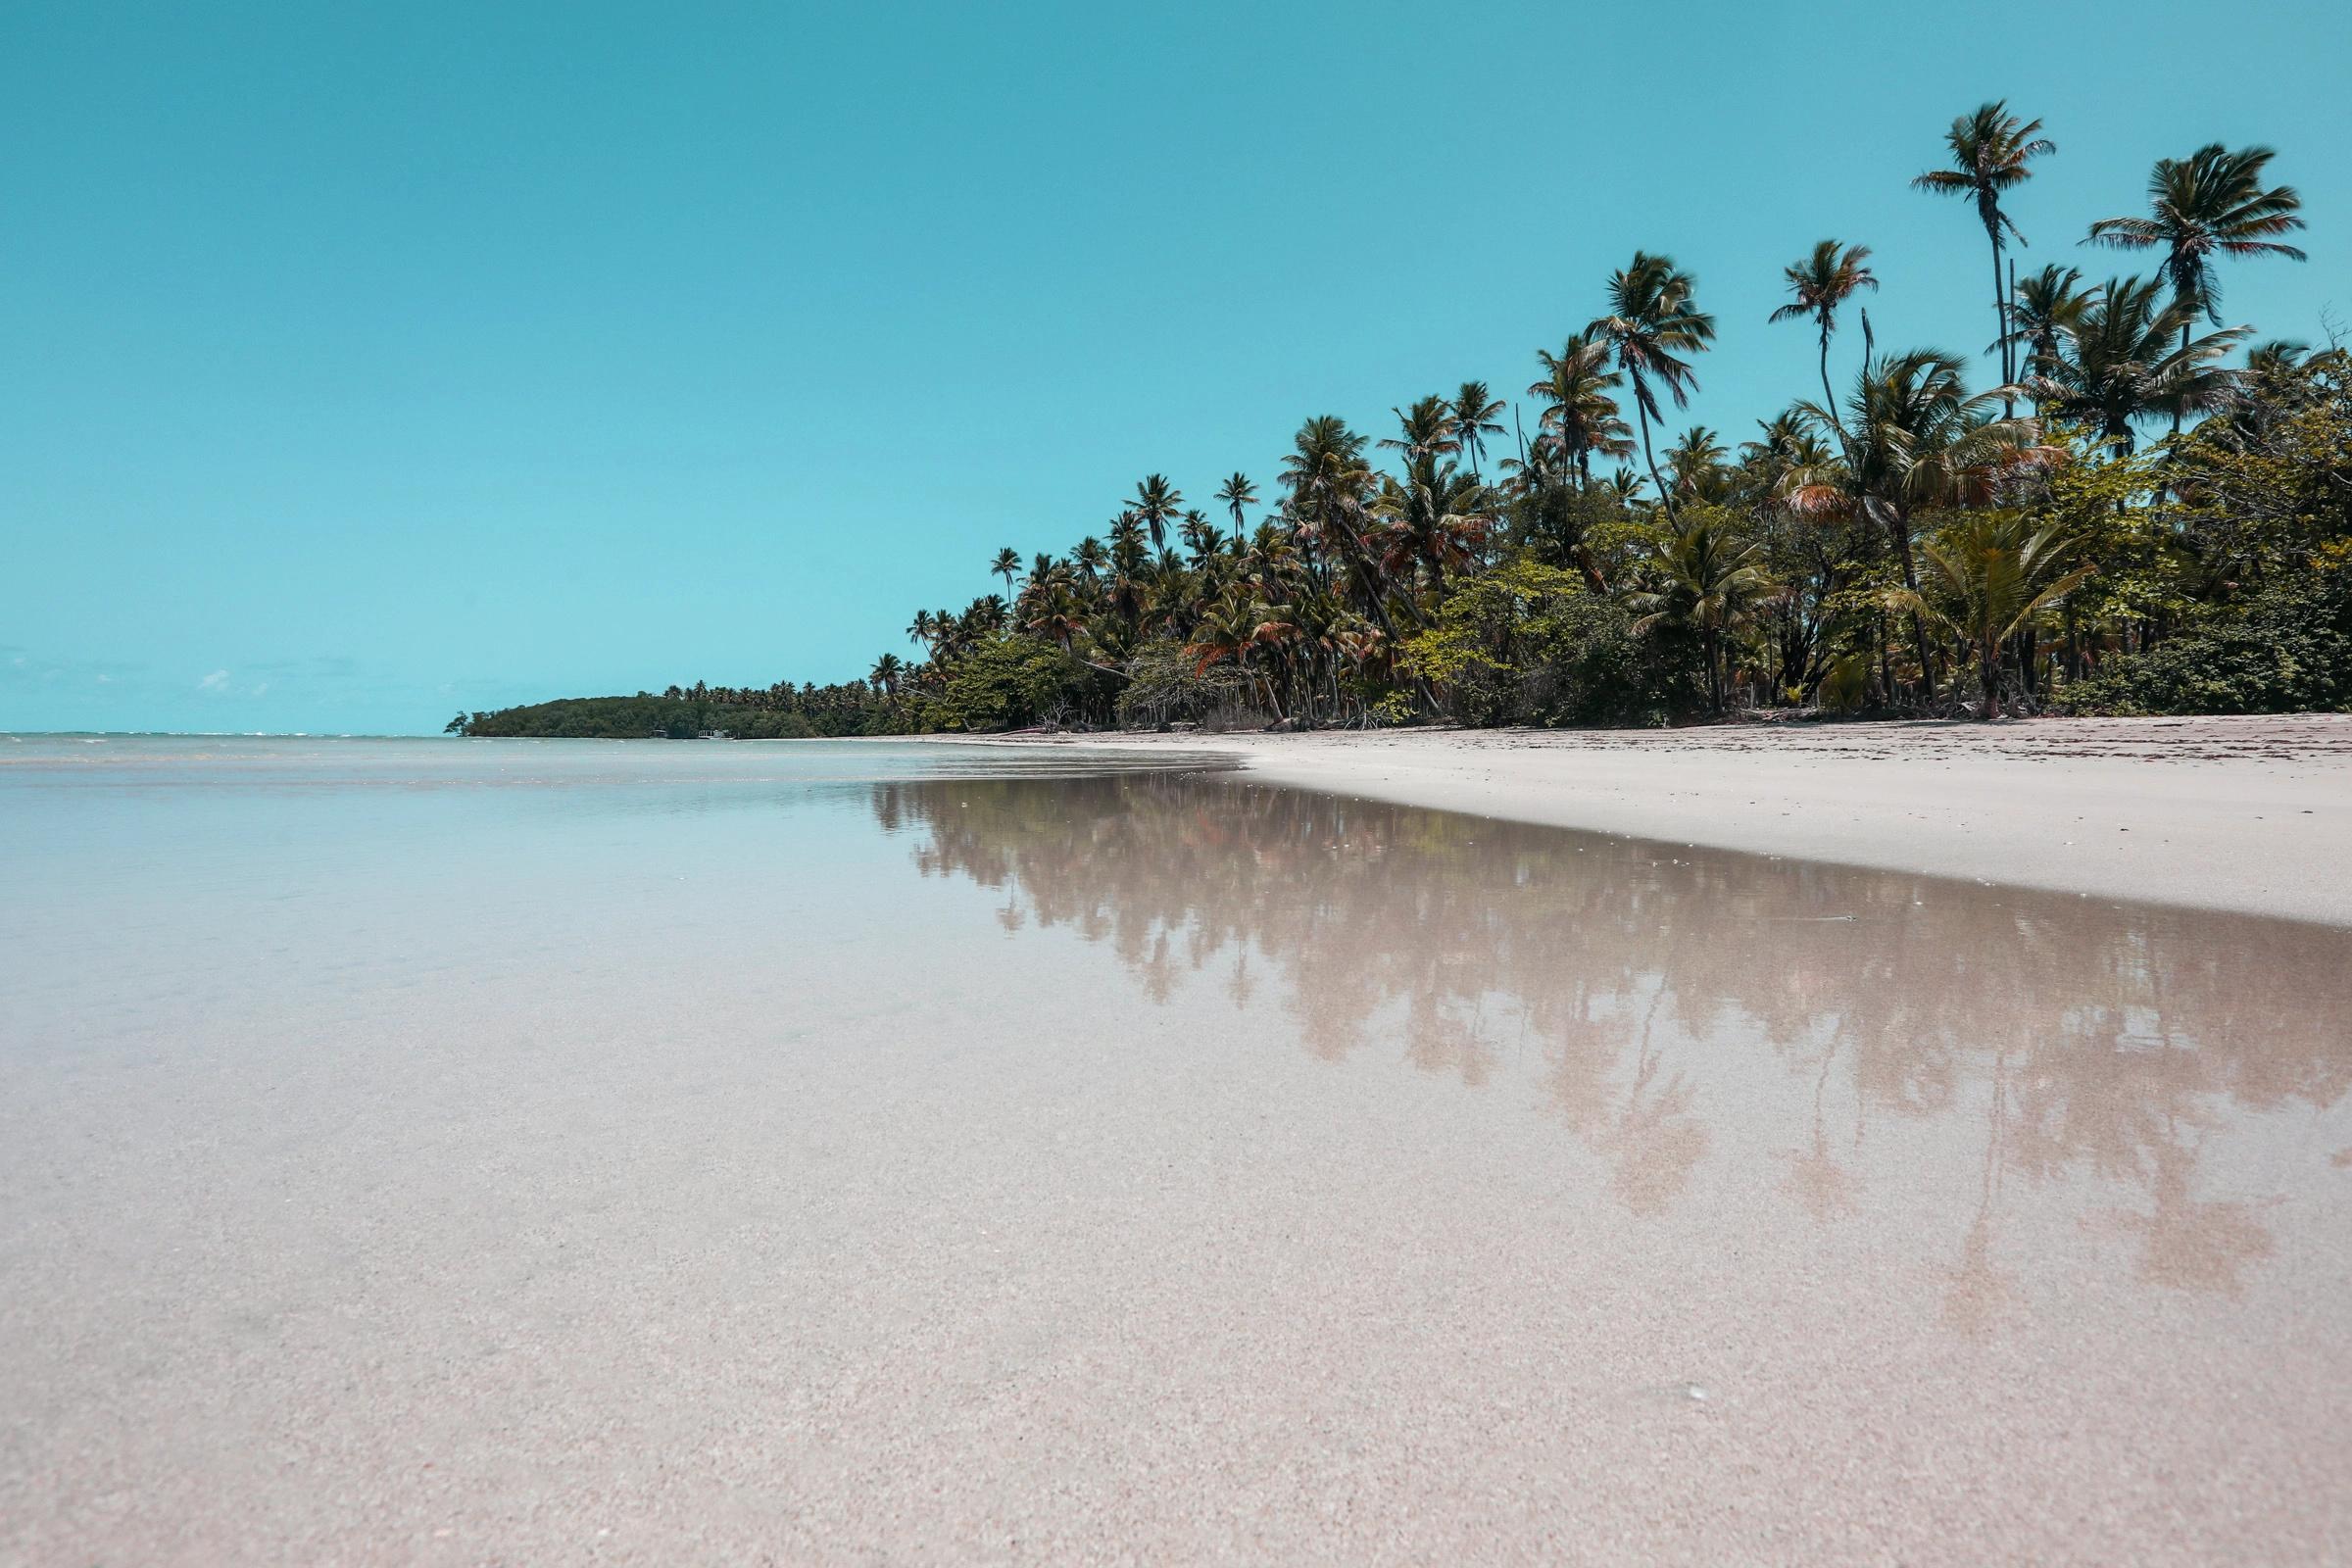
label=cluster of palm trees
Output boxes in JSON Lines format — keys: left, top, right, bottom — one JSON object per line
{"left": 871, "top": 104, "right": 2309, "bottom": 726}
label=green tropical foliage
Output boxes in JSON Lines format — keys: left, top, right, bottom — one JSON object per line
{"left": 459, "top": 114, "right": 2348, "bottom": 738}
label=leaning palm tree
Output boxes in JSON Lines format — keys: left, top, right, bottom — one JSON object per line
{"left": 1528, "top": 332, "right": 1634, "bottom": 487}
{"left": 1769, "top": 239, "right": 1880, "bottom": 425}
{"left": 2085, "top": 143, "right": 2306, "bottom": 429}
{"left": 1885, "top": 514, "right": 2092, "bottom": 719}
{"left": 1627, "top": 514, "right": 1773, "bottom": 712}
{"left": 1587, "top": 252, "right": 1717, "bottom": 522}
{"left": 1451, "top": 381, "right": 1507, "bottom": 480}
{"left": 2027, "top": 275, "right": 2248, "bottom": 454}
{"left": 989, "top": 547, "right": 1021, "bottom": 596}
{"left": 1913, "top": 102, "right": 2056, "bottom": 391}
{"left": 1127, "top": 474, "right": 1185, "bottom": 552}
{"left": 1214, "top": 472, "right": 1257, "bottom": 533}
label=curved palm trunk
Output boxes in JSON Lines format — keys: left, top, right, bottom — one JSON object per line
{"left": 1636, "top": 400, "right": 1675, "bottom": 526}
{"left": 1818, "top": 324, "right": 1838, "bottom": 430}
{"left": 1985, "top": 220, "right": 2013, "bottom": 417}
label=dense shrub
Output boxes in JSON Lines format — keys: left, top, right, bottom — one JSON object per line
{"left": 1400, "top": 559, "right": 1688, "bottom": 726}
{"left": 2054, "top": 564, "right": 2352, "bottom": 715}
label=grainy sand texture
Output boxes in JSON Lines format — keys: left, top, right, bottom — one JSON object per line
{"left": 3, "top": 735, "right": 2349, "bottom": 1566}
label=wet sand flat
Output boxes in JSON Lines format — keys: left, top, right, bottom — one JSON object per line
{"left": 3, "top": 737, "right": 2349, "bottom": 1564}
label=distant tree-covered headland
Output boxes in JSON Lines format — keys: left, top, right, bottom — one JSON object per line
{"left": 457, "top": 108, "right": 2349, "bottom": 740}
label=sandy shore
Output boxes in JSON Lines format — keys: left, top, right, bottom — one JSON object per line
{"left": 8, "top": 739, "right": 2351, "bottom": 1565}
{"left": 955, "top": 713, "right": 2352, "bottom": 926}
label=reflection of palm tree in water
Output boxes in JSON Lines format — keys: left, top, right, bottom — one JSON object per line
{"left": 1780, "top": 1036, "right": 1862, "bottom": 1223}
{"left": 1547, "top": 979, "right": 1710, "bottom": 1218}
{"left": 2099, "top": 1136, "right": 2279, "bottom": 1296}
{"left": 883, "top": 772, "right": 2350, "bottom": 1302}
{"left": 1943, "top": 1047, "right": 2021, "bottom": 1336}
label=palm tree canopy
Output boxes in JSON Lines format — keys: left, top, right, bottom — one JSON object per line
{"left": 1587, "top": 252, "right": 1717, "bottom": 422}
{"left": 2000, "top": 265, "right": 2101, "bottom": 370}
{"left": 1769, "top": 239, "right": 1879, "bottom": 330}
{"left": 1887, "top": 513, "right": 2094, "bottom": 651}
{"left": 1528, "top": 332, "right": 1634, "bottom": 473}
{"left": 1791, "top": 349, "right": 2051, "bottom": 515}
{"left": 1912, "top": 100, "right": 2055, "bottom": 246}
{"left": 2027, "top": 274, "right": 2249, "bottom": 451}
{"left": 1451, "top": 381, "right": 1507, "bottom": 467}
{"left": 2085, "top": 143, "right": 2307, "bottom": 323}
{"left": 1213, "top": 472, "right": 1257, "bottom": 528}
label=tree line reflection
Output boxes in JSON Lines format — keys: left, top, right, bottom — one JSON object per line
{"left": 874, "top": 771, "right": 2352, "bottom": 1312}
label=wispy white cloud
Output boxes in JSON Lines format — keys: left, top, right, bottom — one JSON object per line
{"left": 198, "top": 669, "right": 230, "bottom": 691}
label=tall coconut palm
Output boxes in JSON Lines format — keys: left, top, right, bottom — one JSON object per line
{"left": 1885, "top": 514, "right": 2092, "bottom": 719}
{"left": 1627, "top": 514, "right": 1772, "bottom": 712}
{"left": 1528, "top": 332, "right": 1635, "bottom": 487}
{"left": 1451, "top": 381, "right": 1507, "bottom": 480}
{"left": 2027, "top": 275, "right": 2248, "bottom": 454}
{"left": 867, "top": 653, "right": 906, "bottom": 702}
{"left": 2085, "top": 143, "right": 2306, "bottom": 430}
{"left": 1913, "top": 102, "right": 2055, "bottom": 397}
{"left": 1999, "top": 265, "right": 2101, "bottom": 384}
{"left": 1769, "top": 240, "right": 1880, "bottom": 428}
{"left": 989, "top": 547, "right": 1021, "bottom": 596}
{"left": 1127, "top": 474, "right": 1185, "bottom": 552}
{"left": 1587, "top": 252, "right": 1717, "bottom": 522}
{"left": 1214, "top": 472, "right": 1257, "bottom": 533}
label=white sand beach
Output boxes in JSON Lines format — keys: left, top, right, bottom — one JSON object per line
{"left": 959, "top": 713, "right": 2352, "bottom": 925}
{"left": 5, "top": 737, "right": 2350, "bottom": 1566}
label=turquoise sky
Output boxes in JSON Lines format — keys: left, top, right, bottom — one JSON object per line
{"left": 4, "top": 0, "right": 2345, "bottom": 733}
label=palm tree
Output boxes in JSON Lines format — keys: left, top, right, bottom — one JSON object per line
{"left": 1665, "top": 426, "right": 1728, "bottom": 500}
{"left": 1214, "top": 472, "right": 1257, "bottom": 534}
{"left": 989, "top": 547, "right": 1021, "bottom": 596}
{"left": 1769, "top": 240, "right": 1879, "bottom": 425}
{"left": 1280, "top": 415, "right": 1408, "bottom": 642}
{"left": 1885, "top": 514, "right": 2092, "bottom": 719}
{"left": 1452, "top": 381, "right": 1507, "bottom": 480}
{"left": 1380, "top": 395, "right": 1460, "bottom": 463}
{"left": 1913, "top": 101, "right": 2056, "bottom": 394}
{"left": 2027, "top": 275, "right": 2248, "bottom": 454}
{"left": 867, "top": 653, "right": 906, "bottom": 702}
{"left": 1127, "top": 474, "right": 1185, "bottom": 552}
{"left": 2086, "top": 143, "right": 2306, "bottom": 429}
{"left": 1790, "top": 349, "right": 2051, "bottom": 698}
{"left": 1587, "top": 253, "right": 1717, "bottom": 522}
{"left": 906, "top": 609, "right": 939, "bottom": 653}
{"left": 2000, "top": 265, "right": 2101, "bottom": 384}
{"left": 1528, "top": 332, "right": 1635, "bottom": 487}
{"left": 1627, "top": 514, "right": 1773, "bottom": 712}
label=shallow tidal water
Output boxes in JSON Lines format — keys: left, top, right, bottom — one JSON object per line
{"left": 3, "top": 736, "right": 2349, "bottom": 1565}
